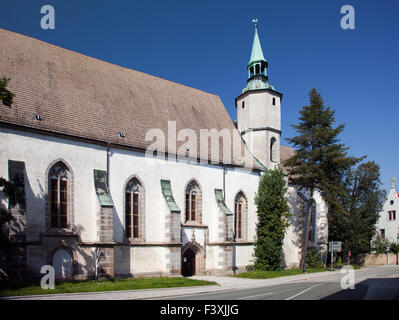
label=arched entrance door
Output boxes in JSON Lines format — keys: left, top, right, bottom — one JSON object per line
{"left": 52, "top": 247, "right": 73, "bottom": 280}
{"left": 182, "top": 248, "right": 196, "bottom": 277}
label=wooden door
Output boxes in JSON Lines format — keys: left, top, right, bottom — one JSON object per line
{"left": 182, "top": 249, "right": 196, "bottom": 276}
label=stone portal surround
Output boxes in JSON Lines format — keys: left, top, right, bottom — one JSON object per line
{"left": 181, "top": 241, "right": 206, "bottom": 275}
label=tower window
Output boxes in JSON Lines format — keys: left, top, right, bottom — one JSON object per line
{"left": 270, "top": 137, "right": 277, "bottom": 162}
{"left": 272, "top": 98, "right": 276, "bottom": 106}
{"left": 242, "top": 101, "right": 245, "bottom": 109}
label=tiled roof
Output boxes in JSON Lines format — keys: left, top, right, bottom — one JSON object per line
{"left": 279, "top": 145, "right": 295, "bottom": 174}
{"left": 0, "top": 28, "right": 254, "bottom": 168}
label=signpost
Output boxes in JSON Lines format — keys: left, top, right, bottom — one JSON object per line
{"left": 329, "top": 241, "right": 342, "bottom": 271}
{"left": 386, "top": 243, "right": 390, "bottom": 264}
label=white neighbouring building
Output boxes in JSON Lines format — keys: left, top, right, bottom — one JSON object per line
{"left": 376, "top": 178, "right": 399, "bottom": 244}
{"left": 0, "top": 22, "right": 328, "bottom": 280}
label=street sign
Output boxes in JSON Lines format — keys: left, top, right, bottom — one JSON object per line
{"left": 386, "top": 244, "right": 390, "bottom": 252}
{"left": 329, "top": 241, "right": 342, "bottom": 252}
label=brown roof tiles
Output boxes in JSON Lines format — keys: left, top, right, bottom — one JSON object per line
{"left": 0, "top": 28, "right": 255, "bottom": 168}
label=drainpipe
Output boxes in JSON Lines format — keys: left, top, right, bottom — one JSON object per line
{"left": 223, "top": 167, "right": 227, "bottom": 200}
{"left": 106, "top": 142, "right": 111, "bottom": 187}
{"left": 232, "top": 228, "right": 237, "bottom": 275}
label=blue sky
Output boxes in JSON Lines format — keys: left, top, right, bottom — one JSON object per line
{"left": 1, "top": 0, "right": 398, "bottom": 191}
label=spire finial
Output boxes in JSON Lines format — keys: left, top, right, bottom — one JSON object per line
{"left": 252, "top": 18, "right": 258, "bottom": 29}
{"left": 391, "top": 177, "right": 396, "bottom": 189}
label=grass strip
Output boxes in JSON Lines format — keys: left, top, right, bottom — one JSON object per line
{"left": 0, "top": 277, "right": 217, "bottom": 297}
{"left": 236, "top": 267, "right": 336, "bottom": 279}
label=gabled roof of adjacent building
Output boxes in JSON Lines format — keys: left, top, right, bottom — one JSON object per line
{"left": 279, "top": 145, "right": 296, "bottom": 174}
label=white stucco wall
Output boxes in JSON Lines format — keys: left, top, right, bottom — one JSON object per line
{"left": 1, "top": 125, "right": 329, "bottom": 275}
{"left": 237, "top": 90, "right": 281, "bottom": 133}
{"left": 1, "top": 126, "right": 261, "bottom": 274}
{"left": 108, "top": 148, "right": 260, "bottom": 246}
{"left": 0, "top": 127, "right": 106, "bottom": 242}
{"left": 236, "top": 90, "right": 281, "bottom": 170}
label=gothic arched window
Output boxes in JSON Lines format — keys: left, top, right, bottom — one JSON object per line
{"left": 125, "top": 178, "right": 143, "bottom": 239}
{"left": 185, "top": 180, "right": 202, "bottom": 223}
{"left": 308, "top": 201, "right": 316, "bottom": 243}
{"left": 49, "top": 162, "right": 69, "bottom": 229}
{"left": 234, "top": 192, "right": 247, "bottom": 240}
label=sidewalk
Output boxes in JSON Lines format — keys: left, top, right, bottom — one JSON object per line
{"left": 2, "top": 269, "right": 347, "bottom": 300}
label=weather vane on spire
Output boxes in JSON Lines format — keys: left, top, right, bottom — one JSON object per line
{"left": 252, "top": 18, "right": 258, "bottom": 29}
{"left": 392, "top": 177, "right": 396, "bottom": 189}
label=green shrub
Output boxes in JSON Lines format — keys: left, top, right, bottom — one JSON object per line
{"left": 305, "top": 247, "right": 323, "bottom": 269}
{"left": 254, "top": 167, "right": 290, "bottom": 271}
{"left": 245, "top": 265, "right": 255, "bottom": 272}
{"left": 390, "top": 242, "right": 399, "bottom": 254}
{"left": 371, "top": 234, "right": 390, "bottom": 253}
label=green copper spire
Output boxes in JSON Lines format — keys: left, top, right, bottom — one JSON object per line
{"left": 242, "top": 19, "right": 276, "bottom": 94}
{"left": 248, "top": 19, "right": 266, "bottom": 65}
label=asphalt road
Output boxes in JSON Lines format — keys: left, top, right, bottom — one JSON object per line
{"left": 3, "top": 265, "right": 398, "bottom": 300}
{"left": 160, "top": 265, "right": 399, "bottom": 300}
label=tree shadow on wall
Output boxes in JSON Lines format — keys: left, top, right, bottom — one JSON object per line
{"left": 281, "top": 187, "right": 305, "bottom": 269}
{"left": 1, "top": 168, "right": 130, "bottom": 282}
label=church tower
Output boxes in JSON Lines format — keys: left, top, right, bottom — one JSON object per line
{"left": 235, "top": 19, "right": 283, "bottom": 169}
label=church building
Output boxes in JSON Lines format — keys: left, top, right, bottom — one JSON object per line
{"left": 0, "top": 22, "right": 328, "bottom": 280}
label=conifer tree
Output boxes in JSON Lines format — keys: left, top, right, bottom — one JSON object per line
{"left": 284, "top": 88, "right": 361, "bottom": 270}
{"left": 0, "top": 78, "right": 15, "bottom": 107}
{"left": 254, "top": 167, "right": 290, "bottom": 270}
